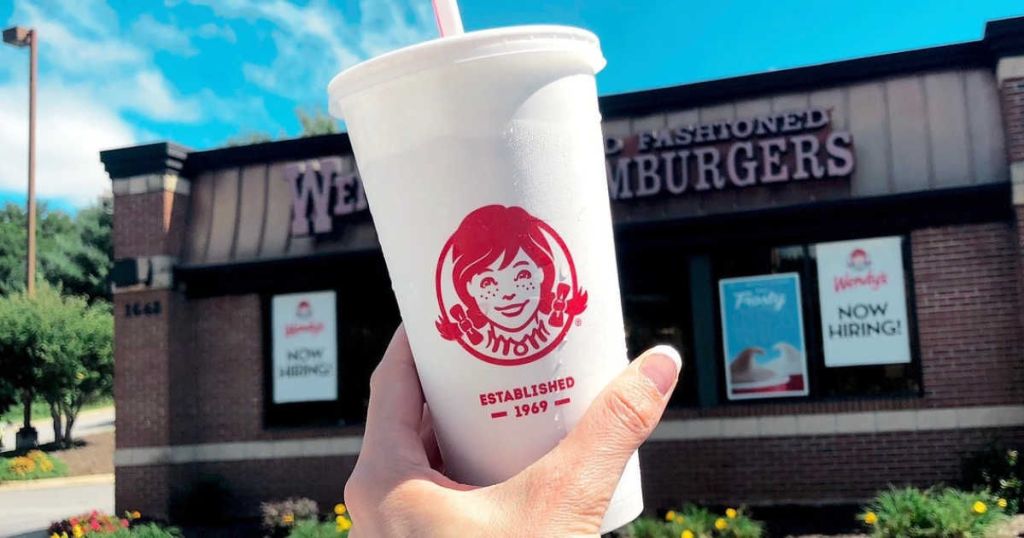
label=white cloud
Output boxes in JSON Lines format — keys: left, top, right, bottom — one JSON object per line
{"left": 196, "top": 22, "right": 237, "bottom": 43}
{"left": 131, "top": 14, "right": 198, "bottom": 57}
{"left": 15, "top": 1, "right": 146, "bottom": 74}
{"left": 0, "top": 83, "right": 135, "bottom": 204}
{"left": 191, "top": 0, "right": 436, "bottom": 102}
{"left": 0, "top": 0, "right": 271, "bottom": 204}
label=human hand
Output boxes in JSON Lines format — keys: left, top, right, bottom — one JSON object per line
{"left": 344, "top": 326, "right": 681, "bottom": 537}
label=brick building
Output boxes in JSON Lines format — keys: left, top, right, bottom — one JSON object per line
{"left": 101, "top": 16, "right": 1024, "bottom": 523}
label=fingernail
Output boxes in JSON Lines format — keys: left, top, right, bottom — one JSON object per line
{"left": 640, "top": 345, "right": 682, "bottom": 396}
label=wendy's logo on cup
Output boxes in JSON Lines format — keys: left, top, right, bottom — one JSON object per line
{"left": 435, "top": 205, "right": 588, "bottom": 366}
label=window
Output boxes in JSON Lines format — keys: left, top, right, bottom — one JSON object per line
{"left": 711, "top": 235, "right": 920, "bottom": 402}
{"left": 619, "top": 246, "right": 698, "bottom": 407}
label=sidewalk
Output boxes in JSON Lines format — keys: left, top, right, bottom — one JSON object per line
{"left": 0, "top": 478, "right": 114, "bottom": 537}
{"left": 1, "top": 406, "right": 115, "bottom": 451}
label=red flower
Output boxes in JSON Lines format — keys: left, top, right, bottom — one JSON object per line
{"left": 70, "top": 518, "right": 79, "bottom": 526}
{"left": 90, "top": 519, "right": 101, "bottom": 531}
{"left": 120, "top": 519, "right": 129, "bottom": 528}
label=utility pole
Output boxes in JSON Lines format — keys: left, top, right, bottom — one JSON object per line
{"left": 4, "top": 25, "right": 39, "bottom": 450}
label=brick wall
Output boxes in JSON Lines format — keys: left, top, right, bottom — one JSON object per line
{"left": 115, "top": 289, "right": 180, "bottom": 449}
{"left": 640, "top": 427, "right": 1024, "bottom": 508}
{"left": 1002, "top": 77, "right": 1024, "bottom": 162}
{"left": 126, "top": 219, "right": 1023, "bottom": 513}
{"left": 912, "top": 222, "right": 1024, "bottom": 407}
{"left": 113, "top": 190, "right": 188, "bottom": 258}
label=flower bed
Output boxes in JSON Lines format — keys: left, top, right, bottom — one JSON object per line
{"left": 260, "top": 498, "right": 351, "bottom": 538}
{"left": 624, "top": 505, "right": 764, "bottom": 538}
{"left": 48, "top": 510, "right": 181, "bottom": 537}
{"left": 859, "top": 487, "right": 1009, "bottom": 537}
{"left": 0, "top": 450, "right": 67, "bottom": 481}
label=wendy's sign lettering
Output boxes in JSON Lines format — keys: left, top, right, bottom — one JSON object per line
{"left": 284, "top": 109, "right": 856, "bottom": 237}
{"left": 285, "top": 157, "right": 367, "bottom": 237}
{"left": 604, "top": 107, "right": 855, "bottom": 200}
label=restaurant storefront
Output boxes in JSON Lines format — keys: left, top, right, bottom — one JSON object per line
{"left": 102, "top": 16, "right": 1024, "bottom": 520}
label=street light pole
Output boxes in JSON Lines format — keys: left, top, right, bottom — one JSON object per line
{"left": 26, "top": 28, "right": 36, "bottom": 297}
{"left": 3, "top": 26, "right": 37, "bottom": 296}
{"left": 4, "top": 25, "right": 38, "bottom": 450}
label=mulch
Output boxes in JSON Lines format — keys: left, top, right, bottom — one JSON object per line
{"left": 53, "top": 431, "right": 114, "bottom": 476}
{"left": 1, "top": 430, "right": 114, "bottom": 477}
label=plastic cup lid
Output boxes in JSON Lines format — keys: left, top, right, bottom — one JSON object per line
{"left": 327, "top": 25, "right": 606, "bottom": 119}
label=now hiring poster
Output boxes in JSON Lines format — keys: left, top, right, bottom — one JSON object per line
{"left": 815, "top": 236, "right": 911, "bottom": 367}
{"left": 271, "top": 291, "right": 339, "bottom": 403}
{"left": 719, "top": 273, "right": 809, "bottom": 401}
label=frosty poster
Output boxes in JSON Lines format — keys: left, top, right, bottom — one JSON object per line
{"left": 719, "top": 273, "right": 809, "bottom": 400}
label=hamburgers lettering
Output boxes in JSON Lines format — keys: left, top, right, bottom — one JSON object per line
{"left": 605, "top": 107, "right": 855, "bottom": 199}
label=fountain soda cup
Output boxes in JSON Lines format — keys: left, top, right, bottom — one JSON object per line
{"left": 328, "top": 26, "right": 641, "bottom": 532}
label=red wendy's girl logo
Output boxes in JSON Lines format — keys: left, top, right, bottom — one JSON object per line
{"left": 435, "top": 205, "right": 587, "bottom": 366}
{"left": 296, "top": 300, "right": 313, "bottom": 319}
{"left": 847, "top": 248, "right": 871, "bottom": 271}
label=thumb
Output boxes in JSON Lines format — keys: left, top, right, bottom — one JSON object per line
{"left": 516, "top": 345, "right": 681, "bottom": 519}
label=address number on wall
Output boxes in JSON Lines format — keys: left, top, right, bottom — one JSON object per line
{"left": 124, "top": 301, "right": 161, "bottom": 318}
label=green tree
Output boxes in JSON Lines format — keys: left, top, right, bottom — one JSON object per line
{"left": 224, "top": 131, "right": 274, "bottom": 147}
{"left": 0, "top": 199, "right": 112, "bottom": 302}
{"left": 223, "top": 107, "right": 340, "bottom": 146}
{"left": 50, "top": 198, "right": 113, "bottom": 302}
{"left": 0, "top": 285, "right": 113, "bottom": 447}
{"left": 296, "top": 107, "right": 339, "bottom": 136}
{"left": 0, "top": 376, "right": 16, "bottom": 423}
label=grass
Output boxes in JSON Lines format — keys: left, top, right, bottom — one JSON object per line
{"left": 0, "top": 449, "right": 68, "bottom": 481}
{"left": 0, "top": 395, "right": 113, "bottom": 424}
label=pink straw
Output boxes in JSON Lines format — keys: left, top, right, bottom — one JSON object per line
{"left": 432, "top": 0, "right": 464, "bottom": 37}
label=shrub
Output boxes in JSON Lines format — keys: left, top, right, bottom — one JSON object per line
{"left": 48, "top": 510, "right": 180, "bottom": 537}
{"left": 963, "top": 442, "right": 1023, "bottom": 513}
{"left": 286, "top": 519, "right": 351, "bottom": 538}
{"left": 262, "top": 498, "right": 320, "bottom": 538}
{"left": 624, "top": 505, "right": 763, "bottom": 538}
{"left": 861, "top": 486, "right": 1008, "bottom": 537}
{"left": 0, "top": 450, "right": 67, "bottom": 481}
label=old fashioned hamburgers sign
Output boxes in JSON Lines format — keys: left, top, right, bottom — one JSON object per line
{"left": 286, "top": 108, "right": 856, "bottom": 236}
{"left": 604, "top": 107, "right": 855, "bottom": 200}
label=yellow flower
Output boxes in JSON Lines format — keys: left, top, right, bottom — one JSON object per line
{"left": 72, "top": 525, "right": 84, "bottom": 538}
{"left": 131, "top": 510, "right": 141, "bottom": 519}
{"left": 664, "top": 510, "right": 676, "bottom": 522}
{"left": 973, "top": 500, "right": 988, "bottom": 514}
{"left": 998, "top": 498, "right": 1008, "bottom": 509}
{"left": 335, "top": 516, "right": 352, "bottom": 531}
{"left": 51, "top": 533, "right": 60, "bottom": 538}
{"left": 674, "top": 515, "right": 684, "bottom": 524}
{"left": 61, "top": 533, "right": 69, "bottom": 538}
{"left": 9, "top": 456, "right": 36, "bottom": 475}
{"left": 714, "top": 517, "right": 728, "bottom": 530}
{"left": 864, "top": 511, "right": 878, "bottom": 525}
{"left": 282, "top": 513, "right": 295, "bottom": 525}
{"left": 681, "top": 531, "right": 695, "bottom": 538}
{"left": 334, "top": 503, "right": 347, "bottom": 515}
{"left": 726, "top": 507, "right": 738, "bottom": 519}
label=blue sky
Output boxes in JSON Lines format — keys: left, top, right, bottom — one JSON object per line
{"left": 1, "top": 0, "right": 1023, "bottom": 211}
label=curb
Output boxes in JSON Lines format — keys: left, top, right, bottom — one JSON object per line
{"left": 0, "top": 473, "right": 114, "bottom": 491}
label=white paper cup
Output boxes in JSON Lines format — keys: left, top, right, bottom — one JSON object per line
{"left": 329, "top": 26, "right": 641, "bottom": 533}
